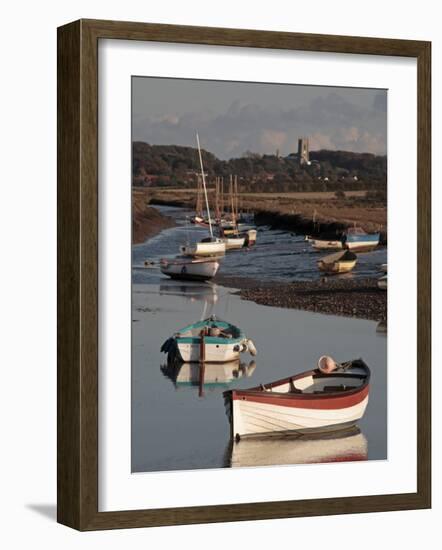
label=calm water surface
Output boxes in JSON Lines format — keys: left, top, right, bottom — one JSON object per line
{"left": 132, "top": 206, "right": 387, "bottom": 472}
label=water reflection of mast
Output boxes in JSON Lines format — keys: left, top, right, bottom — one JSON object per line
{"left": 160, "top": 359, "right": 257, "bottom": 394}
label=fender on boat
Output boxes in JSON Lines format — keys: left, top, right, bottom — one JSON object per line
{"left": 246, "top": 339, "right": 257, "bottom": 356}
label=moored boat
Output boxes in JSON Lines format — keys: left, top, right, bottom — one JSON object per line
{"left": 224, "top": 357, "right": 370, "bottom": 439}
{"left": 161, "top": 316, "right": 257, "bottom": 363}
{"left": 343, "top": 227, "right": 380, "bottom": 251}
{"left": 244, "top": 229, "right": 257, "bottom": 247}
{"left": 160, "top": 255, "right": 221, "bottom": 281}
{"left": 311, "top": 238, "right": 343, "bottom": 251}
{"left": 180, "top": 237, "right": 226, "bottom": 257}
{"left": 181, "top": 133, "right": 226, "bottom": 257}
{"left": 317, "top": 250, "right": 357, "bottom": 274}
{"left": 221, "top": 235, "right": 246, "bottom": 250}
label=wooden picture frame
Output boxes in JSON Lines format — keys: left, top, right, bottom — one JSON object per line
{"left": 57, "top": 19, "right": 431, "bottom": 530}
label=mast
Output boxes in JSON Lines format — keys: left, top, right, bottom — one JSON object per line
{"left": 215, "top": 177, "right": 220, "bottom": 221}
{"left": 196, "top": 133, "right": 213, "bottom": 238}
{"left": 220, "top": 177, "right": 224, "bottom": 218}
{"left": 230, "top": 175, "right": 235, "bottom": 225}
{"left": 235, "top": 175, "right": 239, "bottom": 221}
{"left": 196, "top": 175, "right": 203, "bottom": 217}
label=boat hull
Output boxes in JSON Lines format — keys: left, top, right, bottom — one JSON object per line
{"left": 344, "top": 233, "right": 380, "bottom": 252}
{"left": 318, "top": 259, "right": 357, "bottom": 274}
{"left": 223, "top": 236, "right": 246, "bottom": 250}
{"left": 180, "top": 241, "right": 226, "bottom": 257}
{"left": 160, "top": 258, "right": 220, "bottom": 281}
{"left": 311, "top": 239, "right": 343, "bottom": 251}
{"left": 177, "top": 340, "right": 244, "bottom": 363}
{"left": 228, "top": 390, "right": 369, "bottom": 438}
{"left": 244, "top": 229, "right": 257, "bottom": 246}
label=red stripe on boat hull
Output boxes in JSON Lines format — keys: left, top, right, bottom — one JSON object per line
{"left": 231, "top": 385, "right": 369, "bottom": 410}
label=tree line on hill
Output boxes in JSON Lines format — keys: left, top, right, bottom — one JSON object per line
{"left": 132, "top": 141, "right": 387, "bottom": 193}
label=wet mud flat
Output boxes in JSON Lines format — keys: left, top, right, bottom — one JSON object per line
{"left": 215, "top": 275, "right": 387, "bottom": 322}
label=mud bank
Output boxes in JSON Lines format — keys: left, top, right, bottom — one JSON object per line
{"left": 214, "top": 275, "right": 387, "bottom": 322}
{"left": 133, "top": 192, "right": 175, "bottom": 244}
{"left": 254, "top": 210, "right": 387, "bottom": 245}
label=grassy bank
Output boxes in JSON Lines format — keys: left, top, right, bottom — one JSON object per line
{"left": 144, "top": 187, "right": 386, "bottom": 239}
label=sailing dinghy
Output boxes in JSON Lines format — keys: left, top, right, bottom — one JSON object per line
{"left": 181, "top": 134, "right": 226, "bottom": 257}
{"left": 224, "top": 356, "right": 370, "bottom": 439}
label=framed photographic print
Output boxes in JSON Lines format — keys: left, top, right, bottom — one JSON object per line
{"left": 57, "top": 19, "right": 431, "bottom": 530}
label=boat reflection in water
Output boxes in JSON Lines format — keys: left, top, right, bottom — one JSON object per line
{"left": 159, "top": 281, "right": 219, "bottom": 305}
{"left": 228, "top": 426, "right": 367, "bottom": 468}
{"left": 161, "top": 359, "right": 257, "bottom": 395}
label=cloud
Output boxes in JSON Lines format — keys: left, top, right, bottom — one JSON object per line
{"left": 259, "top": 129, "right": 287, "bottom": 151}
{"left": 133, "top": 92, "right": 387, "bottom": 158}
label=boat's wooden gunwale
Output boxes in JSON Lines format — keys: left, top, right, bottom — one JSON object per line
{"left": 226, "top": 364, "right": 370, "bottom": 403}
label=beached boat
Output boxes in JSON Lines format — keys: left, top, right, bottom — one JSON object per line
{"left": 229, "top": 426, "right": 368, "bottom": 467}
{"left": 317, "top": 250, "right": 357, "bottom": 274}
{"left": 221, "top": 235, "right": 246, "bottom": 250}
{"left": 310, "top": 238, "right": 343, "bottom": 251}
{"left": 161, "top": 316, "right": 257, "bottom": 363}
{"left": 182, "top": 134, "right": 226, "bottom": 257}
{"left": 160, "top": 255, "right": 220, "bottom": 281}
{"left": 180, "top": 237, "right": 226, "bottom": 257}
{"left": 244, "top": 229, "right": 257, "bottom": 247}
{"left": 224, "top": 357, "right": 370, "bottom": 439}
{"left": 377, "top": 274, "right": 387, "bottom": 290}
{"left": 343, "top": 227, "right": 380, "bottom": 251}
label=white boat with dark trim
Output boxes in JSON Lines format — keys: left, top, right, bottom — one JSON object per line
{"left": 311, "top": 238, "right": 343, "bottom": 251}
{"left": 224, "top": 356, "right": 370, "bottom": 439}
{"left": 180, "top": 237, "right": 226, "bottom": 257}
{"left": 161, "top": 316, "right": 257, "bottom": 363}
{"left": 160, "top": 255, "right": 220, "bottom": 281}
{"left": 221, "top": 235, "right": 246, "bottom": 250}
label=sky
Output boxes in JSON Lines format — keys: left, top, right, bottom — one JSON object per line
{"left": 132, "top": 77, "right": 387, "bottom": 160}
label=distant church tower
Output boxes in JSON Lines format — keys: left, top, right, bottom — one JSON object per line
{"left": 298, "top": 137, "right": 309, "bottom": 165}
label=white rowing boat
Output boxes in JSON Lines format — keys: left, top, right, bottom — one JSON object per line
{"left": 160, "top": 255, "right": 220, "bottom": 281}
{"left": 224, "top": 357, "right": 370, "bottom": 439}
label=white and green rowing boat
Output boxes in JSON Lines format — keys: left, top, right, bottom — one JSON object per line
{"left": 161, "top": 316, "right": 257, "bottom": 363}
